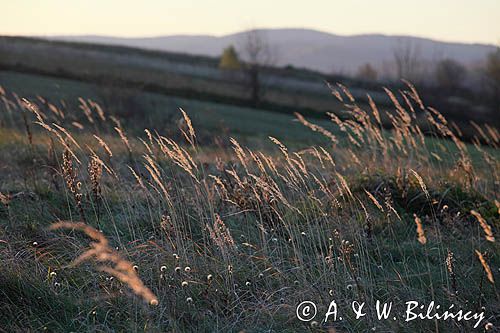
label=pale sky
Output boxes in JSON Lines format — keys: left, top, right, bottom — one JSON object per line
{"left": 2, "top": 0, "right": 499, "bottom": 45}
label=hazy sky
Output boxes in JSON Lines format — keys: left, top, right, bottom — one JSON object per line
{"left": 2, "top": 0, "right": 499, "bottom": 45}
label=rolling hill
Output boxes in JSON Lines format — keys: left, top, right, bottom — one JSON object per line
{"left": 49, "top": 28, "right": 497, "bottom": 74}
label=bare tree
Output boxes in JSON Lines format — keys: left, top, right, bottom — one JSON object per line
{"left": 393, "top": 39, "right": 422, "bottom": 81}
{"left": 239, "top": 29, "right": 275, "bottom": 107}
{"left": 484, "top": 46, "right": 500, "bottom": 106}
{"left": 435, "top": 58, "right": 466, "bottom": 92}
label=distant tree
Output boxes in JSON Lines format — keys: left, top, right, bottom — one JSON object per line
{"left": 219, "top": 45, "right": 241, "bottom": 70}
{"left": 356, "top": 63, "right": 378, "bottom": 81}
{"left": 484, "top": 47, "right": 500, "bottom": 105}
{"left": 393, "top": 39, "right": 422, "bottom": 81}
{"left": 435, "top": 58, "right": 466, "bottom": 91}
{"left": 240, "top": 29, "right": 275, "bottom": 107}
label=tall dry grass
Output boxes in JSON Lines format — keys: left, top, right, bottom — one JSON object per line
{"left": 0, "top": 81, "right": 498, "bottom": 331}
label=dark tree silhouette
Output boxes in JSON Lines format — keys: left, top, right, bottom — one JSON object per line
{"left": 240, "top": 30, "right": 275, "bottom": 107}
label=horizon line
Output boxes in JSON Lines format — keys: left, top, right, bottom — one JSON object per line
{"left": 1, "top": 27, "right": 497, "bottom": 47}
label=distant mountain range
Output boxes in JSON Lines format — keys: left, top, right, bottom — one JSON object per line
{"left": 48, "top": 28, "right": 497, "bottom": 74}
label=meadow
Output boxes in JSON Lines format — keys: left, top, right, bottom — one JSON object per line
{"left": 0, "top": 69, "right": 498, "bottom": 332}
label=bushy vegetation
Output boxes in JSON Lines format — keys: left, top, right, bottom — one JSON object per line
{"left": 0, "top": 77, "right": 498, "bottom": 332}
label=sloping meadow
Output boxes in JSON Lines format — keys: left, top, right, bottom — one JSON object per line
{"left": 0, "top": 82, "right": 498, "bottom": 332}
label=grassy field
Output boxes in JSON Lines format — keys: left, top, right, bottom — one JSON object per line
{"left": 0, "top": 71, "right": 336, "bottom": 148}
{"left": 0, "top": 68, "right": 499, "bottom": 332}
{"left": 1, "top": 36, "right": 364, "bottom": 117}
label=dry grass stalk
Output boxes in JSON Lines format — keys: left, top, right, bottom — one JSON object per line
{"left": 93, "top": 135, "right": 113, "bottom": 157}
{"left": 475, "top": 250, "right": 494, "bottom": 284}
{"left": 115, "top": 127, "right": 132, "bottom": 156}
{"left": 446, "top": 249, "right": 457, "bottom": 294}
{"left": 48, "top": 103, "right": 65, "bottom": 119}
{"left": 402, "top": 79, "right": 425, "bottom": 110}
{"left": 62, "top": 149, "right": 85, "bottom": 221}
{"left": 249, "top": 150, "right": 266, "bottom": 174}
{"left": 206, "top": 213, "right": 235, "bottom": 261}
{"left": 326, "top": 82, "right": 343, "bottom": 102}
{"left": 318, "top": 146, "right": 335, "bottom": 167}
{"left": 128, "top": 166, "right": 147, "bottom": 191}
{"left": 88, "top": 100, "right": 106, "bottom": 122}
{"left": 230, "top": 138, "right": 249, "bottom": 173}
{"left": 143, "top": 156, "right": 172, "bottom": 203}
{"left": 410, "top": 169, "right": 430, "bottom": 199}
{"left": 179, "top": 108, "right": 196, "bottom": 147}
{"left": 364, "top": 189, "right": 384, "bottom": 212}
{"left": 470, "top": 210, "right": 495, "bottom": 242}
{"left": 157, "top": 136, "right": 199, "bottom": 182}
{"left": 52, "top": 124, "right": 82, "bottom": 150}
{"left": 336, "top": 172, "right": 353, "bottom": 199}
{"left": 50, "top": 221, "right": 158, "bottom": 305}
{"left": 78, "top": 97, "right": 94, "bottom": 124}
{"left": 414, "top": 214, "right": 427, "bottom": 245}
{"left": 269, "top": 136, "right": 289, "bottom": 159}
{"left": 85, "top": 146, "right": 115, "bottom": 177}
{"left": 32, "top": 111, "right": 81, "bottom": 164}
{"left": 337, "top": 83, "right": 355, "bottom": 102}
{"left": 209, "top": 175, "right": 228, "bottom": 199}
{"left": 72, "top": 121, "right": 84, "bottom": 130}
{"left": 294, "top": 112, "right": 338, "bottom": 144}
{"left": 367, "top": 94, "right": 382, "bottom": 126}
{"left": 88, "top": 155, "right": 103, "bottom": 205}
{"left": 0, "top": 191, "right": 12, "bottom": 206}
{"left": 21, "top": 98, "right": 45, "bottom": 123}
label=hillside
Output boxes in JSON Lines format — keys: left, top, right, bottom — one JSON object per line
{"left": 49, "top": 28, "right": 497, "bottom": 74}
{"left": 1, "top": 67, "right": 498, "bottom": 332}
